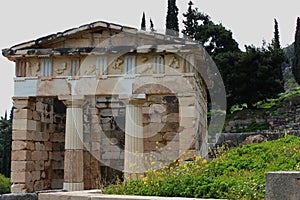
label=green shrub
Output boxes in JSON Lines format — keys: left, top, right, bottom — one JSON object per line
{"left": 105, "top": 136, "right": 300, "bottom": 200}
{"left": 0, "top": 173, "right": 10, "bottom": 194}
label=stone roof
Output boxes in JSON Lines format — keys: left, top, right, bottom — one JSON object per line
{"left": 7, "top": 21, "right": 138, "bottom": 51}
{"left": 2, "top": 20, "right": 199, "bottom": 59}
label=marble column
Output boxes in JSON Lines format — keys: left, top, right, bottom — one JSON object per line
{"left": 124, "top": 100, "right": 144, "bottom": 180}
{"left": 60, "top": 97, "right": 85, "bottom": 191}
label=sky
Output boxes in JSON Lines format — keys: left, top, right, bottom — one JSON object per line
{"left": 0, "top": 0, "right": 299, "bottom": 116}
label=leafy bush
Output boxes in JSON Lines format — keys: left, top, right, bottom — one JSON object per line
{"left": 0, "top": 173, "right": 10, "bottom": 194}
{"left": 105, "top": 136, "right": 300, "bottom": 200}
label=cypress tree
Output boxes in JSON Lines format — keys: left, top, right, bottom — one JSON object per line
{"left": 141, "top": 12, "right": 146, "bottom": 31}
{"left": 272, "top": 19, "right": 281, "bottom": 49}
{"left": 182, "top": 1, "right": 197, "bottom": 39}
{"left": 293, "top": 17, "right": 300, "bottom": 85}
{"left": 166, "top": 0, "right": 179, "bottom": 36}
{"left": 150, "top": 18, "right": 155, "bottom": 32}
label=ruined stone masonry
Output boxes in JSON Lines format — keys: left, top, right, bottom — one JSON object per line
{"left": 2, "top": 21, "right": 209, "bottom": 193}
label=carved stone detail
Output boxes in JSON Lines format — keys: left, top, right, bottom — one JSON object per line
{"left": 55, "top": 62, "right": 67, "bottom": 75}
{"left": 112, "top": 58, "right": 123, "bottom": 70}
{"left": 141, "top": 56, "right": 148, "bottom": 63}
{"left": 169, "top": 56, "right": 180, "bottom": 68}
{"left": 26, "top": 61, "right": 40, "bottom": 77}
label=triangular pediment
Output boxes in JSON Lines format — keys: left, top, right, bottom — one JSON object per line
{"left": 7, "top": 21, "right": 138, "bottom": 51}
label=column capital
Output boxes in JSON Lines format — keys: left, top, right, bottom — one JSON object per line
{"left": 58, "top": 95, "right": 86, "bottom": 108}
{"left": 12, "top": 97, "right": 36, "bottom": 110}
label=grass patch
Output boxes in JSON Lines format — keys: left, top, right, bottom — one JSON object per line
{"left": 0, "top": 174, "right": 10, "bottom": 194}
{"left": 105, "top": 136, "right": 300, "bottom": 200}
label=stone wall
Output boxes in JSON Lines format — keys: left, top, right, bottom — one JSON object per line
{"left": 224, "top": 97, "right": 300, "bottom": 134}
{"left": 142, "top": 95, "right": 179, "bottom": 169}
{"left": 11, "top": 98, "right": 66, "bottom": 193}
{"left": 82, "top": 96, "right": 125, "bottom": 187}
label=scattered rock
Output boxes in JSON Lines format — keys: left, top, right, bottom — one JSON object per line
{"left": 244, "top": 134, "right": 267, "bottom": 144}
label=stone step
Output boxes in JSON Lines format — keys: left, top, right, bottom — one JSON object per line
{"left": 38, "top": 190, "right": 225, "bottom": 200}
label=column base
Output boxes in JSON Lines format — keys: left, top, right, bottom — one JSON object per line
{"left": 63, "top": 182, "right": 84, "bottom": 191}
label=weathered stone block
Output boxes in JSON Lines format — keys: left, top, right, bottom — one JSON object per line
{"left": 144, "top": 133, "right": 163, "bottom": 142}
{"left": 31, "top": 171, "right": 41, "bottom": 181}
{"left": 12, "top": 141, "right": 34, "bottom": 151}
{"left": 53, "top": 142, "right": 64, "bottom": 151}
{"left": 266, "top": 171, "right": 300, "bottom": 200}
{"left": 33, "top": 132, "right": 50, "bottom": 142}
{"left": 12, "top": 130, "right": 33, "bottom": 141}
{"left": 32, "top": 111, "right": 41, "bottom": 121}
{"left": 162, "top": 113, "right": 179, "bottom": 123}
{"left": 50, "top": 152, "right": 64, "bottom": 161}
{"left": 33, "top": 180, "right": 44, "bottom": 191}
{"left": 44, "top": 142, "right": 52, "bottom": 151}
{"left": 52, "top": 133, "right": 64, "bottom": 142}
{"left": 11, "top": 161, "right": 35, "bottom": 172}
{"left": 51, "top": 160, "right": 64, "bottom": 170}
{"left": 31, "top": 151, "right": 48, "bottom": 161}
{"left": 13, "top": 119, "right": 37, "bottom": 131}
{"left": 161, "top": 122, "right": 179, "bottom": 132}
{"left": 11, "top": 172, "right": 32, "bottom": 183}
{"left": 13, "top": 109, "right": 33, "bottom": 120}
{"left": 51, "top": 179, "right": 63, "bottom": 189}
{"left": 1, "top": 193, "right": 38, "bottom": 200}
{"left": 10, "top": 184, "right": 25, "bottom": 194}
{"left": 34, "top": 161, "right": 45, "bottom": 171}
{"left": 13, "top": 98, "right": 33, "bottom": 110}
{"left": 35, "top": 142, "right": 45, "bottom": 151}
{"left": 179, "top": 96, "right": 195, "bottom": 106}
{"left": 11, "top": 150, "right": 31, "bottom": 161}
{"left": 179, "top": 106, "right": 195, "bottom": 118}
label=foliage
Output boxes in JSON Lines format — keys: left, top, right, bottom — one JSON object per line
{"left": 150, "top": 18, "right": 155, "bottom": 32}
{"left": 141, "top": 12, "right": 146, "bottom": 31}
{"left": 255, "top": 86, "right": 300, "bottom": 109}
{"left": 182, "top": 1, "right": 197, "bottom": 39}
{"left": 166, "top": 0, "right": 179, "bottom": 36}
{"left": 182, "top": 1, "right": 286, "bottom": 111}
{"left": 105, "top": 136, "right": 300, "bottom": 200}
{"left": 0, "top": 110, "right": 13, "bottom": 178}
{"left": 293, "top": 17, "right": 300, "bottom": 85}
{"left": 0, "top": 173, "right": 10, "bottom": 194}
{"left": 272, "top": 19, "right": 281, "bottom": 49}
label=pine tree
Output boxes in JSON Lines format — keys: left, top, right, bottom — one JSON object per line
{"left": 141, "top": 12, "right": 146, "bottom": 31}
{"left": 182, "top": 1, "right": 197, "bottom": 39}
{"left": 272, "top": 19, "right": 281, "bottom": 49}
{"left": 166, "top": 0, "right": 179, "bottom": 36}
{"left": 293, "top": 17, "right": 300, "bottom": 85}
{"left": 150, "top": 18, "right": 155, "bottom": 32}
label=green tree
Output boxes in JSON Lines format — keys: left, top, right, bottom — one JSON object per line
{"left": 272, "top": 19, "right": 281, "bottom": 49}
{"left": 166, "top": 0, "right": 179, "bottom": 36}
{"left": 182, "top": 4, "right": 287, "bottom": 110}
{"left": 0, "top": 108, "right": 13, "bottom": 178}
{"left": 141, "top": 12, "right": 146, "bottom": 31}
{"left": 293, "top": 17, "right": 300, "bottom": 85}
{"left": 182, "top": 6, "right": 239, "bottom": 56}
{"left": 182, "top": 1, "right": 197, "bottom": 39}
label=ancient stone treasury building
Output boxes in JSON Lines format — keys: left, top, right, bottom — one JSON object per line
{"left": 2, "top": 21, "right": 211, "bottom": 193}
